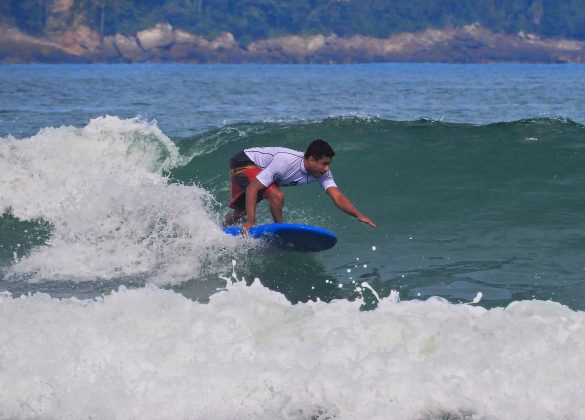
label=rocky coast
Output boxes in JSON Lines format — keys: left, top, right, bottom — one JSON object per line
{"left": 2, "top": 22, "right": 585, "bottom": 64}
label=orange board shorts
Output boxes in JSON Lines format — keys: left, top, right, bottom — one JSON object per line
{"left": 228, "top": 151, "right": 277, "bottom": 211}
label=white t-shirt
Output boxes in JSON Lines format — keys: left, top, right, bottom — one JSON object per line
{"left": 244, "top": 147, "right": 337, "bottom": 190}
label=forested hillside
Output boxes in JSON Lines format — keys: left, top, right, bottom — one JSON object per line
{"left": 2, "top": 0, "right": 584, "bottom": 43}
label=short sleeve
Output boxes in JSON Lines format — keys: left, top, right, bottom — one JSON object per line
{"left": 318, "top": 171, "right": 337, "bottom": 190}
{"left": 255, "top": 155, "right": 287, "bottom": 187}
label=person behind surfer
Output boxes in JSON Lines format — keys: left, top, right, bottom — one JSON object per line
{"left": 224, "top": 139, "right": 376, "bottom": 231}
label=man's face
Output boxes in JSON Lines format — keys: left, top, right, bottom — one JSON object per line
{"left": 306, "top": 156, "right": 333, "bottom": 178}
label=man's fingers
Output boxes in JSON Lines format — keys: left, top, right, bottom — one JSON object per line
{"left": 365, "top": 219, "right": 377, "bottom": 228}
{"left": 241, "top": 223, "right": 255, "bottom": 235}
{"left": 358, "top": 216, "right": 377, "bottom": 228}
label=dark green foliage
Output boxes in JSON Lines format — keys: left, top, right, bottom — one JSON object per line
{"left": 0, "top": 1, "right": 14, "bottom": 26}
{"left": 4, "top": 0, "right": 50, "bottom": 35}
{"left": 3, "top": 0, "right": 585, "bottom": 41}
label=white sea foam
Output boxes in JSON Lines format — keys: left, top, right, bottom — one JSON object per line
{"left": 0, "top": 116, "right": 235, "bottom": 284}
{"left": 0, "top": 280, "right": 584, "bottom": 419}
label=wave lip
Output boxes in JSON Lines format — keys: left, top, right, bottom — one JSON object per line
{"left": 1, "top": 116, "right": 231, "bottom": 284}
{"left": 0, "top": 115, "right": 179, "bottom": 220}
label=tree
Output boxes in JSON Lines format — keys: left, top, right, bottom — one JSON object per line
{"left": 8, "top": 0, "right": 49, "bottom": 35}
{"left": 4, "top": 0, "right": 585, "bottom": 42}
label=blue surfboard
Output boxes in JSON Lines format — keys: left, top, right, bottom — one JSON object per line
{"left": 223, "top": 223, "right": 337, "bottom": 252}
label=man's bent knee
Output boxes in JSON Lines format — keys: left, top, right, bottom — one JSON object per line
{"left": 266, "top": 187, "right": 284, "bottom": 202}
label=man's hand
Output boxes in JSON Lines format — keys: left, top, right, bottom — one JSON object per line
{"left": 357, "top": 214, "right": 376, "bottom": 228}
{"left": 327, "top": 187, "right": 376, "bottom": 228}
{"left": 242, "top": 221, "right": 256, "bottom": 234}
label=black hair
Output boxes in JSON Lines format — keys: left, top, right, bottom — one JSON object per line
{"left": 304, "top": 139, "right": 335, "bottom": 160}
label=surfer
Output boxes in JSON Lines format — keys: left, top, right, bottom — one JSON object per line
{"left": 224, "top": 139, "right": 376, "bottom": 231}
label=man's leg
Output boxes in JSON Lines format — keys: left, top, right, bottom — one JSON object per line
{"left": 265, "top": 186, "right": 284, "bottom": 223}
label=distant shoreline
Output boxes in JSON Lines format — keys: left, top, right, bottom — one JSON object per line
{"left": 2, "top": 23, "right": 585, "bottom": 64}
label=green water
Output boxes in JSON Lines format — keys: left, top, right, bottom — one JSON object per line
{"left": 170, "top": 117, "right": 585, "bottom": 308}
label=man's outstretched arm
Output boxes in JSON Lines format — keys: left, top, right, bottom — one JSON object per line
{"left": 326, "top": 187, "right": 376, "bottom": 228}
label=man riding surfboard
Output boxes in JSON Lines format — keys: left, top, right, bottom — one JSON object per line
{"left": 224, "top": 139, "right": 376, "bottom": 231}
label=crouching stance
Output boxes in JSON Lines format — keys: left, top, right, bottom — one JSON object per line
{"left": 224, "top": 139, "right": 376, "bottom": 231}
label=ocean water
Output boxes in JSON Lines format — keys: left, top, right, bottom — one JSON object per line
{"left": 1, "top": 63, "right": 585, "bottom": 418}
